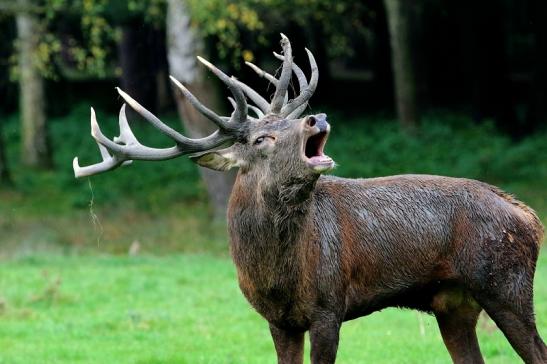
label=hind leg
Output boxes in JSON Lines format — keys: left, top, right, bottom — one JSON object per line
{"left": 433, "top": 289, "right": 485, "bottom": 364}
{"left": 473, "top": 293, "right": 546, "bottom": 364}
{"left": 470, "top": 237, "right": 546, "bottom": 364}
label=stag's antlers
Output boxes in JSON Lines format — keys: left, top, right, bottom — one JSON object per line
{"left": 73, "top": 34, "right": 318, "bottom": 178}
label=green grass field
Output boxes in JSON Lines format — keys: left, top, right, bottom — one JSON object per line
{"left": 0, "top": 252, "right": 545, "bottom": 364}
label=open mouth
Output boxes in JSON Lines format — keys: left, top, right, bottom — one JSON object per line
{"left": 304, "top": 131, "right": 334, "bottom": 172}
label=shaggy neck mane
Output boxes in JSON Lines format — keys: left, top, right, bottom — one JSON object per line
{"left": 231, "top": 171, "right": 319, "bottom": 246}
{"left": 228, "top": 171, "right": 319, "bottom": 299}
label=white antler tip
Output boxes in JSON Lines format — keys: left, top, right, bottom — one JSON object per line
{"left": 196, "top": 55, "right": 208, "bottom": 65}
{"left": 115, "top": 88, "right": 142, "bottom": 111}
{"left": 73, "top": 157, "right": 81, "bottom": 176}
{"left": 305, "top": 48, "right": 316, "bottom": 62}
{"left": 169, "top": 75, "right": 186, "bottom": 90}
{"left": 89, "top": 108, "right": 97, "bottom": 136}
{"left": 116, "top": 87, "right": 132, "bottom": 101}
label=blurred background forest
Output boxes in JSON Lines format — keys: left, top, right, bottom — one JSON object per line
{"left": 0, "top": 0, "right": 546, "bottom": 255}
{"left": 0, "top": 1, "right": 546, "bottom": 363}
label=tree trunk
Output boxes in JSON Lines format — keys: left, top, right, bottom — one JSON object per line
{"left": 166, "top": 0, "right": 235, "bottom": 221}
{"left": 0, "top": 122, "right": 11, "bottom": 186}
{"left": 458, "top": 0, "right": 515, "bottom": 135}
{"left": 530, "top": 0, "right": 547, "bottom": 132}
{"left": 16, "top": 0, "right": 52, "bottom": 168}
{"left": 384, "top": 0, "right": 419, "bottom": 132}
{"left": 118, "top": 21, "right": 157, "bottom": 113}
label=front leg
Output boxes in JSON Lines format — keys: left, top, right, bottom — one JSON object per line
{"left": 309, "top": 313, "right": 341, "bottom": 364}
{"left": 270, "top": 324, "right": 305, "bottom": 364}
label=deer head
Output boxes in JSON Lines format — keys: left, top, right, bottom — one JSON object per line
{"left": 73, "top": 34, "right": 333, "bottom": 192}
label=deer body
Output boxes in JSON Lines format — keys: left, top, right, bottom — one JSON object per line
{"left": 74, "top": 35, "right": 546, "bottom": 363}
{"left": 229, "top": 174, "right": 544, "bottom": 330}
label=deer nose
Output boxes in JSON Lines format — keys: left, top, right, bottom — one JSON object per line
{"left": 306, "top": 114, "right": 328, "bottom": 131}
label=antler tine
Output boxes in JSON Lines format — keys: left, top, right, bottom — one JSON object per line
{"left": 273, "top": 51, "right": 310, "bottom": 119}
{"left": 280, "top": 48, "right": 318, "bottom": 118}
{"left": 231, "top": 78, "right": 270, "bottom": 113}
{"left": 269, "top": 33, "right": 293, "bottom": 114}
{"left": 245, "top": 61, "right": 278, "bottom": 86}
{"left": 286, "top": 99, "right": 309, "bottom": 120}
{"left": 289, "top": 103, "right": 308, "bottom": 121}
{"left": 117, "top": 87, "right": 194, "bottom": 145}
{"left": 73, "top": 92, "right": 236, "bottom": 178}
{"left": 249, "top": 104, "right": 265, "bottom": 119}
{"left": 226, "top": 96, "right": 236, "bottom": 110}
{"left": 196, "top": 56, "right": 248, "bottom": 124}
{"left": 230, "top": 76, "right": 248, "bottom": 124}
{"left": 273, "top": 52, "right": 307, "bottom": 92}
{"left": 117, "top": 87, "right": 238, "bottom": 147}
{"left": 245, "top": 60, "right": 289, "bottom": 106}
{"left": 114, "top": 104, "right": 138, "bottom": 145}
{"left": 229, "top": 96, "right": 264, "bottom": 119}
{"left": 169, "top": 75, "right": 237, "bottom": 132}
{"left": 227, "top": 97, "right": 258, "bottom": 121}
{"left": 73, "top": 152, "right": 121, "bottom": 178}
{"left": 73, "top": 107, "right": 125, "bottom": 178}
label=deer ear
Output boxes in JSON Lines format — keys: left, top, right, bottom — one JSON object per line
{"left": 190, "top": 147, "right": 242, "bottom": 171}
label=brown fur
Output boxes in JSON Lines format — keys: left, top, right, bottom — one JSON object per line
{"left": 484, "top": 183, "right": 544, "bottom": 244}
{"left": 228, "top": 171, "right": 545, "bottom": 363}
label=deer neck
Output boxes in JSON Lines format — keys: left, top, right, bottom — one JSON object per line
{"left": 228, "top": 170, "right": 318, "bottom": 250}
{"left": 228, "top": 171, "right": 319, "bottom": 305}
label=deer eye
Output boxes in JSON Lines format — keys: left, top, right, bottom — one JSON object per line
{"left": 253, "top": 136, "right": 266, "bottom": 145}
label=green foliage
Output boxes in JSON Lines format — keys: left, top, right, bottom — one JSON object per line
{"left": 185, "top": 0, "right": 370, "bottom": 64}
{"left": 187, "top": 0, "right": 262, "bottom": 62}
{"left": 8, "top": 0, "right": 370, "bottom": 76}
{"left": 0, "top": 253, "right": 544, "bottom": 363}
{"left": 9, "top": 0, "right": 166, "bottom": 80}
{"left": 100, "top": 0, "right": 166, "bottom": 28}
{"left": 326, "top": 111, "right": 547, "bottom": 185}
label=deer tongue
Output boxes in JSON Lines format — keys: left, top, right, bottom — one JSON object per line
{"left": 307, "top": 155, "right": 334, "bottom": 172}
{"left": 308, "top": 155, "right": 332, "bottom": 164}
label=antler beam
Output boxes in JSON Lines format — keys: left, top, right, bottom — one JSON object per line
{"left": 269, "top": 33, "right": 293, "bottom": 114}
{"left": 280, "top": 48, "right": 318, "bottom": 118}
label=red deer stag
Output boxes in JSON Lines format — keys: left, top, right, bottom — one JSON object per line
{"left": 73, "top": 35, "right": 546, "bottom": 364}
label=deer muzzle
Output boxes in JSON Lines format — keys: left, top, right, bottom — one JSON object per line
{"left": 303, "top": 114, "right": 334, "bottom": 172}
